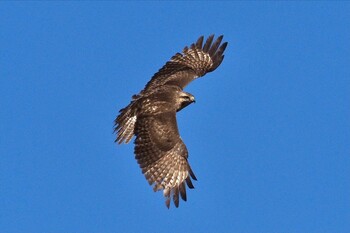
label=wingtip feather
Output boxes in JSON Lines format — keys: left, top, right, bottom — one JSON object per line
{"left": 203, "top": 34, "right": 215, "bottom": 52}
{"left": 196, "top": 35, "right": 204, "bottom": 48}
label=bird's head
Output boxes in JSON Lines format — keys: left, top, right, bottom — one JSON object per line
{"left": 177, "top": 91, "right": 195, "bottom": 112}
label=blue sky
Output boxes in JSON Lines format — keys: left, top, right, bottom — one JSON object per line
{"left": 1, "top": 2, "right": 349, "bottom": 233}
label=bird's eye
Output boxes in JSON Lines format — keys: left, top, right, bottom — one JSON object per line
{"left": 184, "top": 96, "right": 192, "bottom": 101}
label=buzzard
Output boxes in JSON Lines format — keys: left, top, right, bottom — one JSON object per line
{"left": 114, "top": 35, "right": 228, "bottom": 208}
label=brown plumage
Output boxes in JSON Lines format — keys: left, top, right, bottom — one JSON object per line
{"left": 114, "top": 35, "right": 228, "bottom": 208}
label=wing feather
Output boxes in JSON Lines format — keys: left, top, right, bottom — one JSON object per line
{"left": 208, "top": 35, "right": 223, "bottom": 56}
{"left": 195, "top": 35, "right": 204, "bottom": 48}
{"left": 203, "top": 34, "right": 214, "bottom": 53}
{"left": 179, "top": 182, "right": 187, "bottom": 201}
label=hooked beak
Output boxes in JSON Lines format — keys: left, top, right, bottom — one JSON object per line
{"left": 190, "top": 95, "right": 196, "bottom": 103}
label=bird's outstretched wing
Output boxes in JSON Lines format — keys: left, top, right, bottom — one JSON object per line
{"left": 115, "top": 35, "right": 227, "bottom": 144}
{"left": 134, "top": 110, "right": 197, "bottom": 208}
{"left": 143, "top": 34, "right": 228, "bottom": 91}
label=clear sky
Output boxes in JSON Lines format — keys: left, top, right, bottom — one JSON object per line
{"left": 1, "top": 2, "right": 349, "bottom": 233}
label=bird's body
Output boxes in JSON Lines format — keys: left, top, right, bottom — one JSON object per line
{"left": 114, "top": 35, "right": 227, "bottom": 208}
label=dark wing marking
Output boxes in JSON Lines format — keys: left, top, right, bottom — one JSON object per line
{"left": 142, "top": 34, "right": 228, "bottom": 91}
{"left": 134, "top": 111, "right": 197, "bottom": 208}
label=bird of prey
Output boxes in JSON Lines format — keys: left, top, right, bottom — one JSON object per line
{"left": 114, "top": 35, "right": 228, "bottom": 208}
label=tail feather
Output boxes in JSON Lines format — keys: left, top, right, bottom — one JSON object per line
{"left": 114, "top": 102, "right": 138, "bottom": 144}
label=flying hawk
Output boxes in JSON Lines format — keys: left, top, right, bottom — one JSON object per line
{"left": 114, "top": 35, "right": 228, "bottom": 208}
